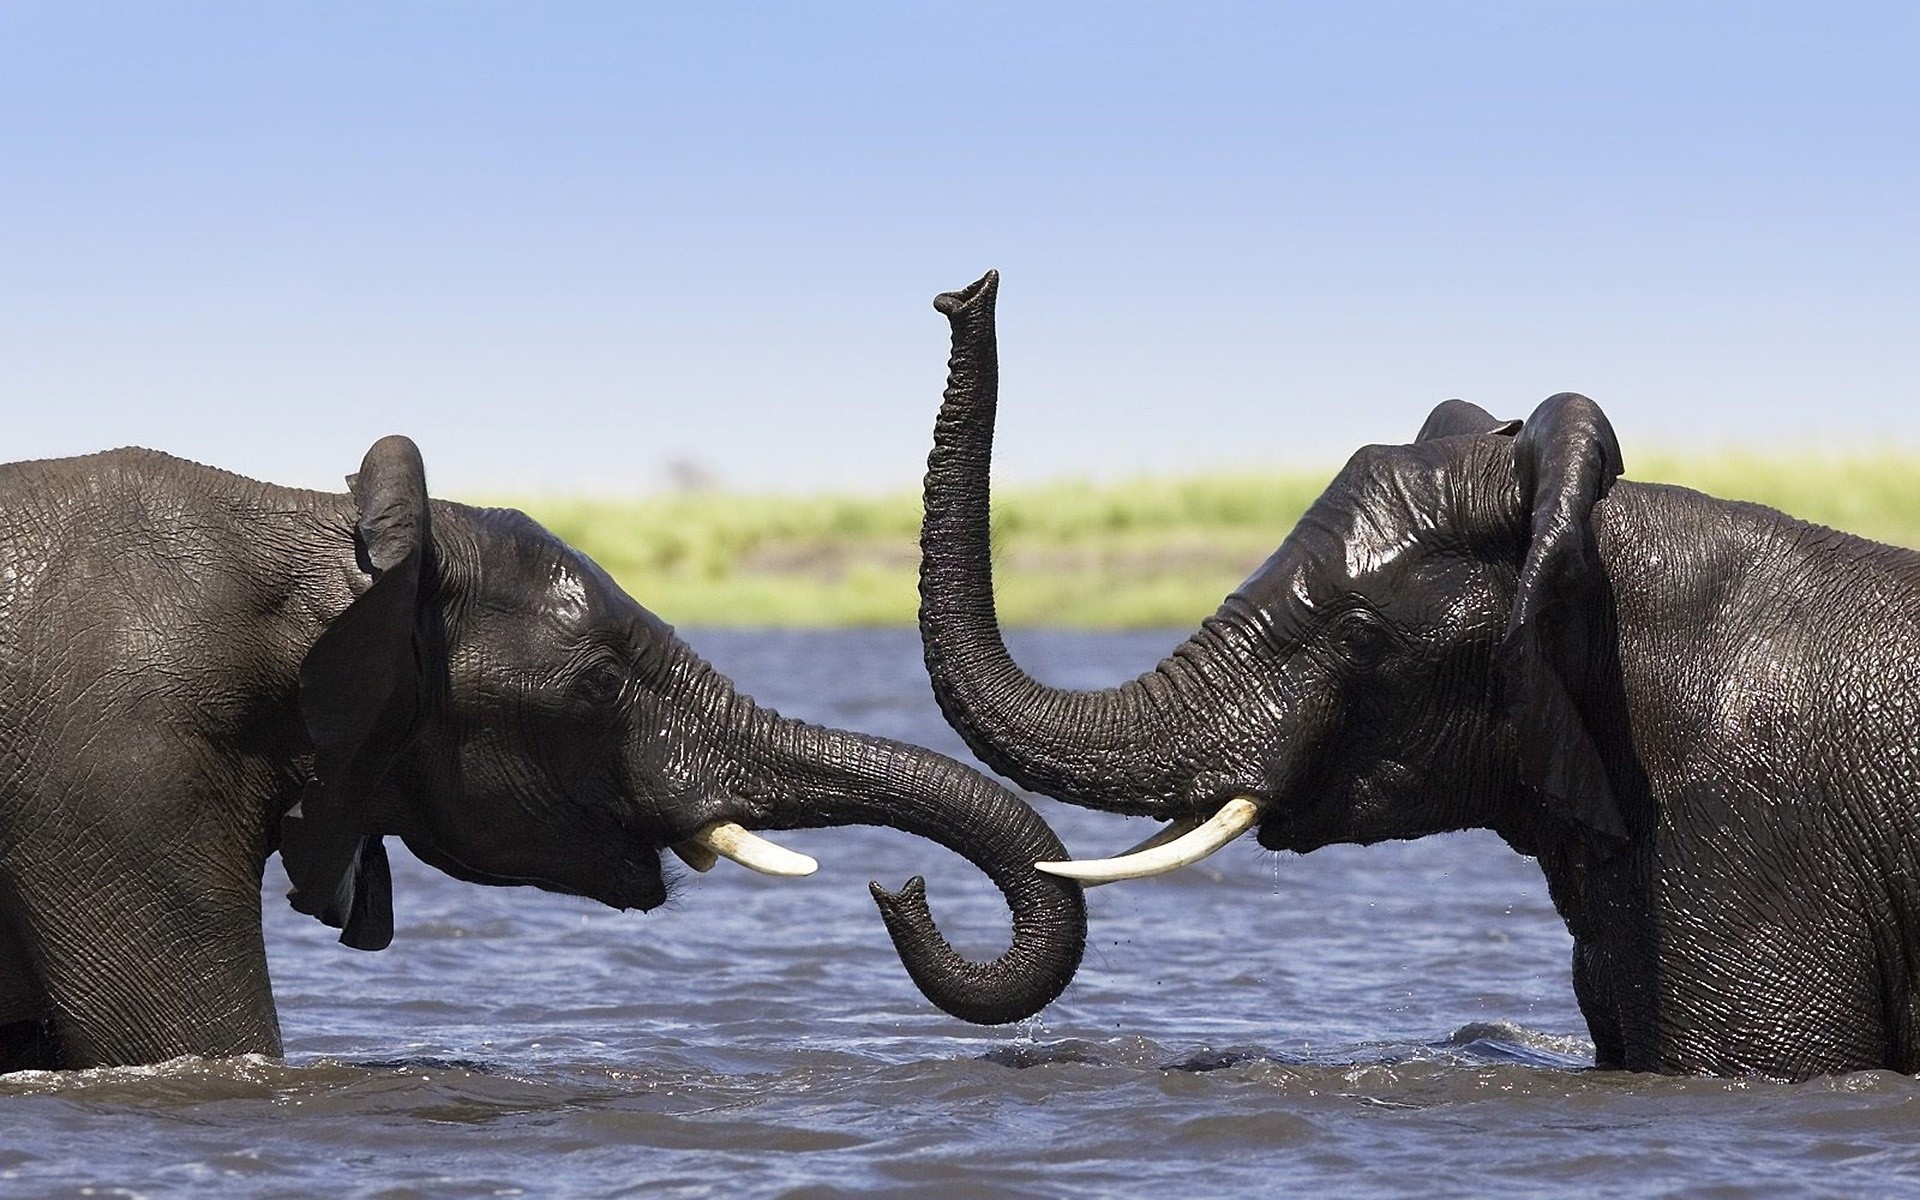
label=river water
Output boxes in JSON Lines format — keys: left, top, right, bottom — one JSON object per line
{"left": 4, "top": 629, "right": 1917, "bottom": 1197}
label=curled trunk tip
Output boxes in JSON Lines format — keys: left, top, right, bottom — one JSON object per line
{"left": 867, "top": 866, "right": 1085, "bottom": 1026}
{"left": 735, "top": 702, "right": 1088, "bottom": 1025}
{"left": 935, "top": 270, "right": 999, "bottom": 317}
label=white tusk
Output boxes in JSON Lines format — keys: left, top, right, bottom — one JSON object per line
{"left": 1036, "top": 796, "right": 1263, "bottom": 885}
{"left": 1055, "top": 815, "right": 1205, "bottom": 888}
{"left": 1113, "top": 814, "right": 1205, "bottom": 857}
{"left": 688, "top": 822, "right": 818, "bottom": 878}
{"left": 669, "top": 841, "right": 718, "bottom": 873}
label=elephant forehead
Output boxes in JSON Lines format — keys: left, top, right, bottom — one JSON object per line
{"left": 1286, "top": 501, "right": 1426, "bottom": 593}
{"left": 1340, "top": 508, "right": 1423, "bottom": 578}
{"left": 1318, "top": 450, "right": 1448, "bottom": 580}
{"left": 536, "top": 549, "right": 667, "bottom": 649}
{"left": 548, "top": 559, "right": 591, "bottom": 619}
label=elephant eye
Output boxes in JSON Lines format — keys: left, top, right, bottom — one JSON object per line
{"left": 1329, "top": 609, "right": 1388, "bottom": 668}
{"left": 576, "top": 658, "right": 629, "bottom": 705}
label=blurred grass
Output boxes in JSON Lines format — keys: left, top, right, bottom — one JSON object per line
{"left": 487, "top": 452, "right": 1920, "bottom": 629}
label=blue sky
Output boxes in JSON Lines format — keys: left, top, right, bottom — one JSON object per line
{"left": 4, "top": 2, "right": 1916, "bottom": 496}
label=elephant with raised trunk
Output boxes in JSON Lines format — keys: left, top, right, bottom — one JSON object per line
{"left": 917, "top": 270, "right": 1920, "bottom": 1080}
{"left": 0, "top": 435, "right": 1084, "bottom": 1070}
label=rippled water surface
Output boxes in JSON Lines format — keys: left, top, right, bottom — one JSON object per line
{"left": 8, "top": 630, "right": 1920, "bottom": 1197}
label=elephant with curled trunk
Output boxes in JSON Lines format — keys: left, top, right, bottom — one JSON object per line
{"left": 0, "top": 435, "right": 1084, "bottom": 1071}
{"left": 918, "top": 270, "right": 1920, "bottom": 1080}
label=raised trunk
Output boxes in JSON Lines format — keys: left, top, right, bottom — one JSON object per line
{"left": 918, "top": 271, "right": 1194, "bottom": 815}
{"left": 701, "top": 664, "right": 1087, "bottom": 1025}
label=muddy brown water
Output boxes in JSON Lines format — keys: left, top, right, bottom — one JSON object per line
{"left": 4, "top": 630, "right": 1916, "bottom": 1197}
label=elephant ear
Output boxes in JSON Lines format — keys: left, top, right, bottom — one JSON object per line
{"left": 1498, "top": 393, "right": 1628, "bottom": 842}
{"left": 1415, "top": 398, "right": 1523, "bottom": 442}
{"left": 283, "top": 435, "right": 431, "bottom": 951}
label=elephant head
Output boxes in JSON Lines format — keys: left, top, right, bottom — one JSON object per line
{"left": 917, "top": 271, "right": 1631, "bottom": 879}
{"left": 284, "top": 435, "right": 1086, "bottom": 1026}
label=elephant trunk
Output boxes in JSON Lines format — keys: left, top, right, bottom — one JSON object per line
{"left": 919, "top": 271, "right": 1194, "bottom": 816}
{"left": 700, "top": 661, "right": 1087, "bottom": 1025}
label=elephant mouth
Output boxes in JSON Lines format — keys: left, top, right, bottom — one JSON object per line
{"left": 578, "top": 820, "right": 821, "bottom": 911}
{"left": 1251, "top": 782, "right": 1355, "bottom": 854}
{"left": 1254, "top": 810, "right": 1307, "bottom": 853}
{"left": 592, "top": 824, "right": 816, "bottom": 912}
{"left": 590, "top": 846, "right": 674, "bottom": 912}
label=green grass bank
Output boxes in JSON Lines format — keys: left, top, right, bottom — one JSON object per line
{"left": 489, "top": 452, "right": 1920, "bottom": 629}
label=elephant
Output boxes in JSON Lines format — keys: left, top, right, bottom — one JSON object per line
{"left": 915, "top": 269, "right": 1920, "bottom": 1081}
{"left": 0, "top": 434, "right": 1085, "bottom": 1071}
